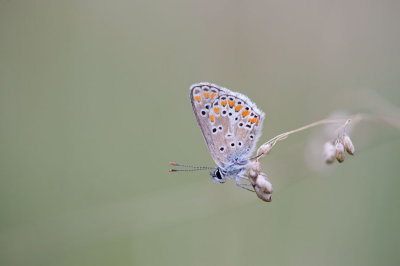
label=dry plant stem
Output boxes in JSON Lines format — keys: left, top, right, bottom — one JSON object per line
{"left": 256, "top": 113, "right": 400, "bottom": 161}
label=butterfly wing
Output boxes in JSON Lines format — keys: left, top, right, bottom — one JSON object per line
{"left": 190, "top": 82, "right": 229, "bottom": 167}
{"left": 209, "top": 92, "right": 264, "bottom": 163}
{"left": 190, "top": 82, "right": 265, "bottom": 168}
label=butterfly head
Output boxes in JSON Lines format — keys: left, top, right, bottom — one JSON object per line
{"left": 211, "top": 168, "right": 226, "bottom": 183}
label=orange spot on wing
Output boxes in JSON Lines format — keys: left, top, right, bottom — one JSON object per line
{"left": 203, "top": 92, "right": 210, "bottom": 98}
{"left": 242, "top": 110, "right": 250, "bottom": 117}
{"left": 256, "top": 118, "right": 259, "bottom": 126}
{"left": 211, "top": 93, "right": 217, "bottom": 99}
{"left": 248, "top": 118, "right": 257, "bottom": 124}
{"left": 228, "top": 100, "right": 235, "bottom": 108}
{"left": 235, "top": 105, "right": 243, "bottom": 112}
{"left": 213, "top": 107, "right": 220, "bottom": 114}
{"left": 210, "top": 114, "right": 215, "bottom": 122}
{"left": 194, "top": 95, "right": 201, "bottom": 102}
{"left": 221, "top": 100, "right": 227, "bottom": 107}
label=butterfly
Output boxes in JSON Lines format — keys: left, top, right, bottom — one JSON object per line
{"left": 170, "top": 82, "right": 265, "bottom": 191}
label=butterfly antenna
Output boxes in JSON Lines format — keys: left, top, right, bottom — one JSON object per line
{"left": 169, "top": 162, "right": 216, "bottom": 173}
{"left": 169, "top": 168, "right": 207, "bottom": 172}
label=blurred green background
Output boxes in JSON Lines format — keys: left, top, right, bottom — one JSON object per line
{"left": 1, "top": 1, "right": 400, "bottom": 265}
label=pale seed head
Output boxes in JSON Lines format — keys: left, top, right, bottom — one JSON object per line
{"left": 254, "top": 187, "right": 272, "bottom": 202}
{"left": 257, "top": 143, "right": 273, "bottom": 159}
{"left": 343, "top": 135, "right": 355, "bottom": 155}
{"left": 252, "top": 172, "right": 273, "bottom": 202}
{"left": 323, "top": 141, "right": 336, "bottom": 164}
{"left": 256, "top": 172, "right": 273, "bottom": 193}
{"left": 248, "top": 168, "right": 258, "bottom": 179}
{"left": 251, "top": 160, "right": 261, "bottom": 172}
{"left": 248, "top": 161, "right": 261, "bottom": 180}
{"left": 335, "top": 141, "right": 345, "bottom": 163}
{"left": 247, "top": 161, "right": 260, "bottom": 179}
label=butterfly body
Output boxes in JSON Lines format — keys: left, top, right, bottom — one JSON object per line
{"left": 190, "top": 82, "right": 265, "bottom": 188}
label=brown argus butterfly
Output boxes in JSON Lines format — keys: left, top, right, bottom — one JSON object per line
{"left": 170, "top": 82, "right": 265, "bottom": 192}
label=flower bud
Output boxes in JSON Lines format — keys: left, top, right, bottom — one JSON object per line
{"left": 335, "top": 141, "right": 345, "bottom": 163}
{"left": 323, "top": 141, "right": 336, "bottom": 164}
{"left": 343, "top": 135, "right": 355, "bottom": 155}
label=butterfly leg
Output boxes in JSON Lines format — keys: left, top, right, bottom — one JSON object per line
{"left": 235, "top": 175, "right": 255, "bottom": 192}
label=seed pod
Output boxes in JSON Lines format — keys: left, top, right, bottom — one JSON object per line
{"left": 253, "top": 172, "right": 273, "bottom": 202}
{"left": 256, "top": 172, "right": 273, "bottom": 193}
{"left": 343, "top": 135, "right": 355, "bottom": 155}
{"left": 335, "top": 141, "right": 345, "bottom": 163}
{"left": 248, "top": 161, "right": 260, "bottom": 179}
{"left": 323, "top": 141, "right": 336, "bottom": 164}
{"left": 257, "top": 143, "right": 273, "bottom": 158}
{"left": 248, "top": 168, "right": 258, "bottom": 179}
{"left": 254, "top": 188, "right": 272, "bottom": 202}
{"left": 254, "top": 184, "right": 272, "bottom": 202}
{"left": 251, "top": 160, "right": 261, "bottom": 173}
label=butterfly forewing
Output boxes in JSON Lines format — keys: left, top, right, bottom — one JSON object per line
{"left": 190, "top": 83, "right": 227, "bottom": 166}
{"left": 190, "top": 82, "right": 264, "bottom": 168}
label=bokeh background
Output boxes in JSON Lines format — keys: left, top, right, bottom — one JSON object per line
{"left": 1, "top": 1, "right": 400, "bottom": 265}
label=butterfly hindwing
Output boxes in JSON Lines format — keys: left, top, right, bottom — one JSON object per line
{"left": 190, "top": 82, "right": 265, "bottom": 168}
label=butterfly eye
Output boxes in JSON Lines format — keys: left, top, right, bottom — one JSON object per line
{"left": 215, "top": 169, "right": 223, "bottom": 180}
